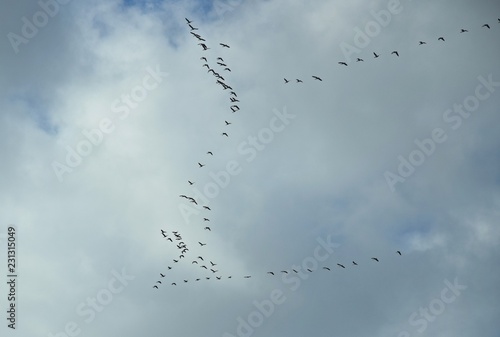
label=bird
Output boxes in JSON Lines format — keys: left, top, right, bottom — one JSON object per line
{"left": 203, "top": 206, "right": 211, "bottom": 210}
{"left": 160, "top": 273, "right": 165, "bottom": 277}
{"left": 230, "top": 91, "right": 237, "bottom": 97}
{"left": 373, "top": 52, "right": 380, "bottom": 58}
{"left": 224, "top": 68, "right": 231, "bottom": 72}
{"left": 225, "top": 121, "right": 231, "bottom": 125}
{"left": 196, "top": 278, "right": 200, "bottom": 281}
{"left": 337, "top": 263, "right": 345, "bottom": 269}
{"left": 460, "top": 29, "right": 468, "bottom": 33}
{"left": 292, "top": 269, "right": 298, "bottom": 273}
{"left": 244, "top": 275, "right": 251, "bottom": 278}
{"left": 184, "top": 280, "right": 188, "bottom": 283}
{"left": 217, "top": 57, "right": 224, "bottom": 61}
{"left": 216, "top": 276, "right": 222, "bottom": 280}
{"left": 438, "top": 37, "right": 445, "bottom": 41}
{"left": 201, "top": 265, "right": 207, "bottom": 269}
{"left": 198, "top": 256, "right": 204, "bottom": 261}
{"left": 338, "top": 62, "right": 348, "bottom": 66}
{"left": 220, "top": 43, "right": 230, "bottom": 48}
{"left": 482, "top": 24, "right": 490, "bottom": 29}
{"left": 222, "top": 132, "right": 229, "bottom": 137}
{"left": 204, "top": 227, "right": 211, "bottom": 231}
{"left": 185, "top": 18, "right": 192, "bottom": 24}
{"left": 281, "top": 270, "right": 288, "bottom": 274}
{"left": 371, "top": 257, "right": 379, "bottom": 262}
{"left": 198, "top": 162, "right": 205, "bottom": 168}
{"left": 210, "top": 269, "right": 218, "bottom": 273}
{"left": 230, "top": 97, "right": 239, "bottom": 102}
{"left": 352, "top": 261, "right": 358, "bottom": 266}
{"left": 166, "top": 238, "right": 173, "bottom": 242}
{"left": 188, "top": 180, "right": 194, "bottom": 185}
{"left": 173, "top": 259, "right": 178, "bottom": 263}
{"left": 171, "top": 282, "right": 176, "bottom": 286}
{"left": 199, "top": 242, "right": 207, "bottom": 246}
{"left": 156, "top": 281, "right": 161, "bottom": 284}
{"left": 189, "top": 24, "right": 198, "bottom": 31}
{"left": 153, "top": 285, "right": 158, "bottom": 289}
{"left": 202, "top": 64, "right": 210, "bottom": 68}
{"left": 206, "top": 277, "right": 210, "bottom": 280}
{"left": 296, "top": 79, "right": 303, "bottom": 83}
{"left": 356, "top": 58, "right": 364, "bottom": 62}
{"left": 322, "top": 267, "right": 330, "bottom": 271}
{"left": 397, "top": 251, "right": 402, "bottom": 255}
{"left": 200, "top": 57, "right": 207, "bottom": 62}
{"left": 207, "top": 151, "right": 213, "bottom": 156}
{"left": 167, "top": 266, "right": 172, "bottom": 270}
{"left": 419, "top": 41, "right": 426, "bottom": 45}
{"left": 312, "top": 76, "right": 322, "bottom": 81}
{"left": 391, "top": 51, "right": 399, "bottom": 57}
{"left": 192, "top": 260, "right": 198, "bottom": 264}
{"left": 267, "top": 272, "right": 274, "bottom": 275}
{"left": 198, "top": 43, "right": 209, "bottom": 50}
{"left": 210, "top": 261, "right": 217, "bottom": 266}
{"left": 217, "top": 62, "right": 227, "bottom": 67}
{"left": 161, "top": 232, "right": 167, "bottom": 238}
{"left": 203, "top": 218, "right": 210, "bottom": 222}
{"left": 284, "top": 78, "right": 289, "bottom": 84}
{"left": 307, "top": 268, "right": 313, "bottom": 272}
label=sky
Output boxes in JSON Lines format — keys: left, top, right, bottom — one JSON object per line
{"left": 0, "top": 0, "right": 500, "bottom": 336}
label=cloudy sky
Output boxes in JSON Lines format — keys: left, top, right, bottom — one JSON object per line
{"left": 1, "top": 0, "right": 499, "bottom": 336}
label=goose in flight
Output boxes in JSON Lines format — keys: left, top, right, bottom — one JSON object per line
{"left": 356, "top": 58, "right": 364, "bottom": 62}
{"left": 371, "top": 257, "right": 379, "bottom": 262}
{"left": 230, "top": 97, "right": 239, "bottom": 102}
{"left": 224, "top": 68, "right": 231, "bottom": 72}
{"left": 322, "top": 267, "right": 331, "bottom": 271}
{"left": 281, "top": 270, "right": 288, "bottom": 274}
{"left": 167, "top": 266, "right": 172, "bottom": 270}
{"left": 217, "top": 62, "right": 227, "bottom": 66}
{"left": 210, "top": 269, "right": 218, "bottom": 273}
{"left": 217, "top": 57, "right": 224, "bottom": 61}
{"left": 196, "top": 278, "right": 200, "bottom": 281}
{"left": 171, "top": 282, "right": 176, "bottom": 286}
{"left": 337, "top": 263, "right": 345, "bottom": 269}
{"left": 200, "top": 57, "right": 207, "bottom": 62}
{"left": 184, "top": 280, "right": 188, "bottom": 283}
{"left": 192, "top": 260, "right": 198, "bottom": 264}
{"left": 188, "top": 24, "right": 198, "bottom": 31}
{"left": 160, "top": 273, "right": 165, "bottom": 277}
{"left": 216, "top": 276, "right": 222, "bottom": 280}
{"left": 267, "top": 272, "right": 274, "bottom": 275}
{"left": 338, "top": 62, "right": 348, "bottom": 66}
{"left": 312, "top": 76, "right": 322, "bottom": 81}
{"left": 460, "top": 29, "right": 468, "bottom": 33}
{"left": 156, "top": 281, "right": 162, "bottom": 284}
{"left": 373, "top": 52, "right": 380, "bottom": 58}
{"left": 391, "top": 51, "right": 399, "bottom": 57}
{"left": 166, "top": 237, "right": 172, "bottom": 242}
{"left": 230, "top": 91, "right": 237, "bottom": 97}
{"left": 482, "top": 24, "right": 490, "bottom": 29}
{"left": 292, "top": 269, "right": 298, "bottom": 273}
{"left": 352, "top": 261, "right": 358, "bottom": 266}
{"left": 202, "top": 64, "right": 210, "bottom": 68}
{"left": 220, "top": 43, "right": 230, "bottom": 48}
{"left": 207, "top": 151, "right": 213, "bottom": 156}
{"left": 199, "top": 241, "right": 207, "bottom": 246}
{"left": 185, "top": 18, "right": 192, "bottom": 24}
{"left": 230, "top": 105, "right": 240, "bottom": 111}
{"left": 201, "top": 265, "right": 208, "bottom": 269}
{"left": 198, "top": 256, "right": 204, "bottom": 261}
{"left": 296, "top": 79, "right": 303, "bottom": 83}
{"left": 438, "top": 37, "right": 445, "bottom": 41}
{"left": 173, "top": 259, "right": 178, "bottom": 263}
{"left": 307, "top": 268, "right": 313, "bottom": 272}
{"left": 419, "top": 41, "right": 426, "bottom": 45}
{"left": 397, "top": 251, "right": 402, "bottom": 255}
{"left": 204, "top": 227, "right": 211, "bottom": 231}
{"left": 188, "top": 181, "right": 194, "bottom": 185}
{"left": 198, "top": 162, "right": 205, "bottom": 168}
{"left": 198, "top": 43, "right": 209, "bottom": 50}
{"left": 244, "top": 275, "right": 251, "bottom": 278}
{"left": 203, "top": 206, "right": 211, "bottom": 210}
{"left": 225, "top": 121, "right": 231, "bottom": 125}
{"left": 222, "top": 132, "right": 229, "bottom": 137}
{"left": 153, "top": 285, "right": 158, "bottom": 289}
{"left": 210, "top": 261, "right": 217, "bottom": 266}
{"left": 203, "top": 218, "right": 210, "bottom": 221}
{"left": 284, "top": 78, "right": 289, "bottom": 83}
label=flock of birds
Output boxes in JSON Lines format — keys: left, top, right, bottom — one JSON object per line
{"left": 150, "top": 20, "right": 407, "bottom": 290}
{"left": 284, "top": 21, "right": 500, "bottom": 84}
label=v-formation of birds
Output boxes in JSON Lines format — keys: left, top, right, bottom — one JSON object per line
{"left": 152, "top": 17, "right": 498, "bottom": 289}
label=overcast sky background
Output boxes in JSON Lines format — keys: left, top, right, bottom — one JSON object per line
{"left": 1, "top": 0, "right": 499, "bottom": 336}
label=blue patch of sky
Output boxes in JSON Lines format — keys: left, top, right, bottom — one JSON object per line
{"left": 11, "top": 94, "right": 58, "bottom": 135}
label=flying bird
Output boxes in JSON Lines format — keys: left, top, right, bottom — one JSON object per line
{"left": 156, "top": 281, "right": 161, "bottom": 284}
{"left": 160, "top": 273, "right": 165, "bottom": 277}
{"left": 188, "top": 180, "right": 194, "bottom": 185}
{"left": 307, "top": 269, "right": 313, "bottom": 272}
{"left": 185, "top": 18, "right": 192, "bottom": 24}
{"left": 216, "top": 276, "right": 222, "bottom": 280}
{"left": 244, "top": 275, "right": 251, "bottom": 278}
{"left": 211, "top": 269, "right": 218, "bottom": 273}
{"left": 267, "top": 272, "right": 274, "bottom": 275}
{"left": 188, "top": 24, "right": 198, "bottom": 31}
{"left": 192, "top": 260, "right": 198, "bottom": 264}
{"left": 391, "top": 51, "right": 399, "bottom": 57}
{"left": 371, "top": 257, "right": 379, "bottom": 262}
{"left": 482, "top": 24, "right": 490, "bottom": 29}
{"left": 203, "top": 218, "right": 210, "bottom": 221}
{"left": 352, "top": 261, "right": 358, "bottom": 266}
{"left": 397, "top": 251, "right": 402, "bottom": 255}
{"left": 284, "top": 78, "right": 289, "bottom": 83}
{"left": 204, "top": 227, "right": 211, "bottom": 231}
{"left": 222, "top": 132, "right": 229, "bottom": 137}
{"left": 337, "top": 263, "right": 345, "bottom": 269}
{"left": 230, "top": 91, "right": 237, "bottom": 97}
{"left": 153, "top": 285, "right": 158, "bottom": 289}
{"left": 171, "top": 283, "right": 176, "bottom": 286}
{"left": 210, "top": 261, "right": 217, "bottom": 266}
{"left": 200, "top": 57, "right": 207, "bottom": 62}
{"left": 438, "top": 37, "right": 445, "bottom": 41}
{"left": 460, "top": 29, "right": 468, "bottom": 33}
{"left": 224, "top": 68, "right": 231, "bottom": 72}
{"left": 220, "top": 43, "right": 230, "bottom": 48}
{"left": 312, "top": 76, "right": 322, "bottom": 81}
{"left": 199, "top": 242, "right": 207, "bottom": 246}
{"left": 338, "top": 62, "right": 348, "bottom": 66}
{"left": 173, "top": 259, "right": 178, "bottom": 263}
{"left": 296, "top": 79, "right": 303, "bottom": 83}
{"left": 217, "top": 57, "right": 224, "bottom": 61}
{"left": 419, "top": 41, "right": 426, "bottom": 45}
{"left": 203, "top": 206, "right": 211, "bottom": 210}
{"left": 356, "top": 58, "right": 364, "bottom": 62}
{"left": 281, "top": 270, "right": 288, "bottom": 274}
{"left": 207, "top": 151, "right": 213, "bottom": 156}
{"left": 198, "top": 162, "right": 205, "bottom": 168}
{"left": 322, "top": 267, "right": 331, "bottom": 271}
{"left": 198, "top": 256, "right": 204, "bottom": 261}
{"left": 373, "top": 52, "right": 380, "bottom": 58}
{"left": 225, "top": 121, "right": 231, "bottom": 125}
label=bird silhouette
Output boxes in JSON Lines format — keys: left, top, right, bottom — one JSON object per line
{"left": 352, "top": 261, "right": 358, "bottom": 266}
{"left": 198, "top": 162, "right": 205, "bottom": 168}
{"left": 203, "top": 206, "right": 211, "bottom": 210}
{"left": 224, "top": 68, "right": 231, "bottom": 72}
{"left": 192, "top": 260, "right": 198, "bottom": 264}
{"left": 438, "top": 37, "right": 445, "bottom": 41}
{"left": 281, "top": 270, "right": 288, "bottom": 274}
{"left": 296, "top": 79, "right": 303, "bottom": 83}
{"left": 337, "top": 263, "right": 345, "bottom": 268}
{"left": 216, "top": 276, "right": 222, "bottom": 280}
{"left": 198, "top": 256, "right": 204, "bottom": 261}
{"left": 171, "top": 282, "right": 176, "bottom": 286}
{"left": 391, "top": 51, "right": 399, "bottom": 57}
{"left": 307, "top": 268, "right": 313, "bottom": 272}
{"left": 210, "top": 261, "right": 217, "bottom": 266}
{"left": 211, "top": 269, "right": 218, "bottom": 273}
{"left": 220, "top": 43, "right": 230, "bottom": 48}
{"left": 225, "top": 121, "right": 231, "bottom": 125}
{"left": 373, "top": 52, "right": 380, "bottom": 58}
{"left": 482, "top": 24, "right": 490, "bottom": 29}
{"left": 188, "top": 181, "right": 194, "bottom": 185}
{"left": 160, "top": 273, "right": 165, "bottom": 277}
{"left": 244, "top": 275, "right": 251, "bottom": 278}
{"left": 419, "top": 41, "right": 426, "bottom": 45}
{"left": 156, "top": 281, "right": 161, "bottom": 284}
{"left": 207, "top": 151, "right": 213, "bottom": 156}
{"left": 185, "top": 18, "right": 192, "bottom": 24}
{"left": 312, "top": 76, "right": 322, "bottom": 81}
{"left": 217, "top": 57, "right": 224, "bottom": 61}
{"left": 189, "top": 24, "right": 198, "bottom": 31}
{"left": 371, "top": 257, "right": 379, "bottom": 262}
{"left": 200, "top": 57, "right": 207, "bottom": 62}
{"left": 322, "top": 267, "right": 331, "bottom": 271}
{"left": 284, "top": 78, "right": 289, "bottom": 83}
{"left": 267, "top": 272, "right": 274, "bottom": 275}
{"left": 199, "top": 242, "right": 207, "bottom": 246}
{"left": 204, "top": 227, "right": 211, "bottom": 231}
{"left": 460, "top": 29, "right": 468, "bottom": 33}
{"left": 397, "top": 251, "right": 402, "bottom": 255}
{"left": 153, "top": 285, "right": 158, "bottom": 289}
{"left": 222, "top": 132, "right": 229, "bottom": 137}
{"left": 338, "top": 62, "right": 348, "bottom": 66}
{"left": 357, "top": 58, "right": 364, "bottom": 62}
